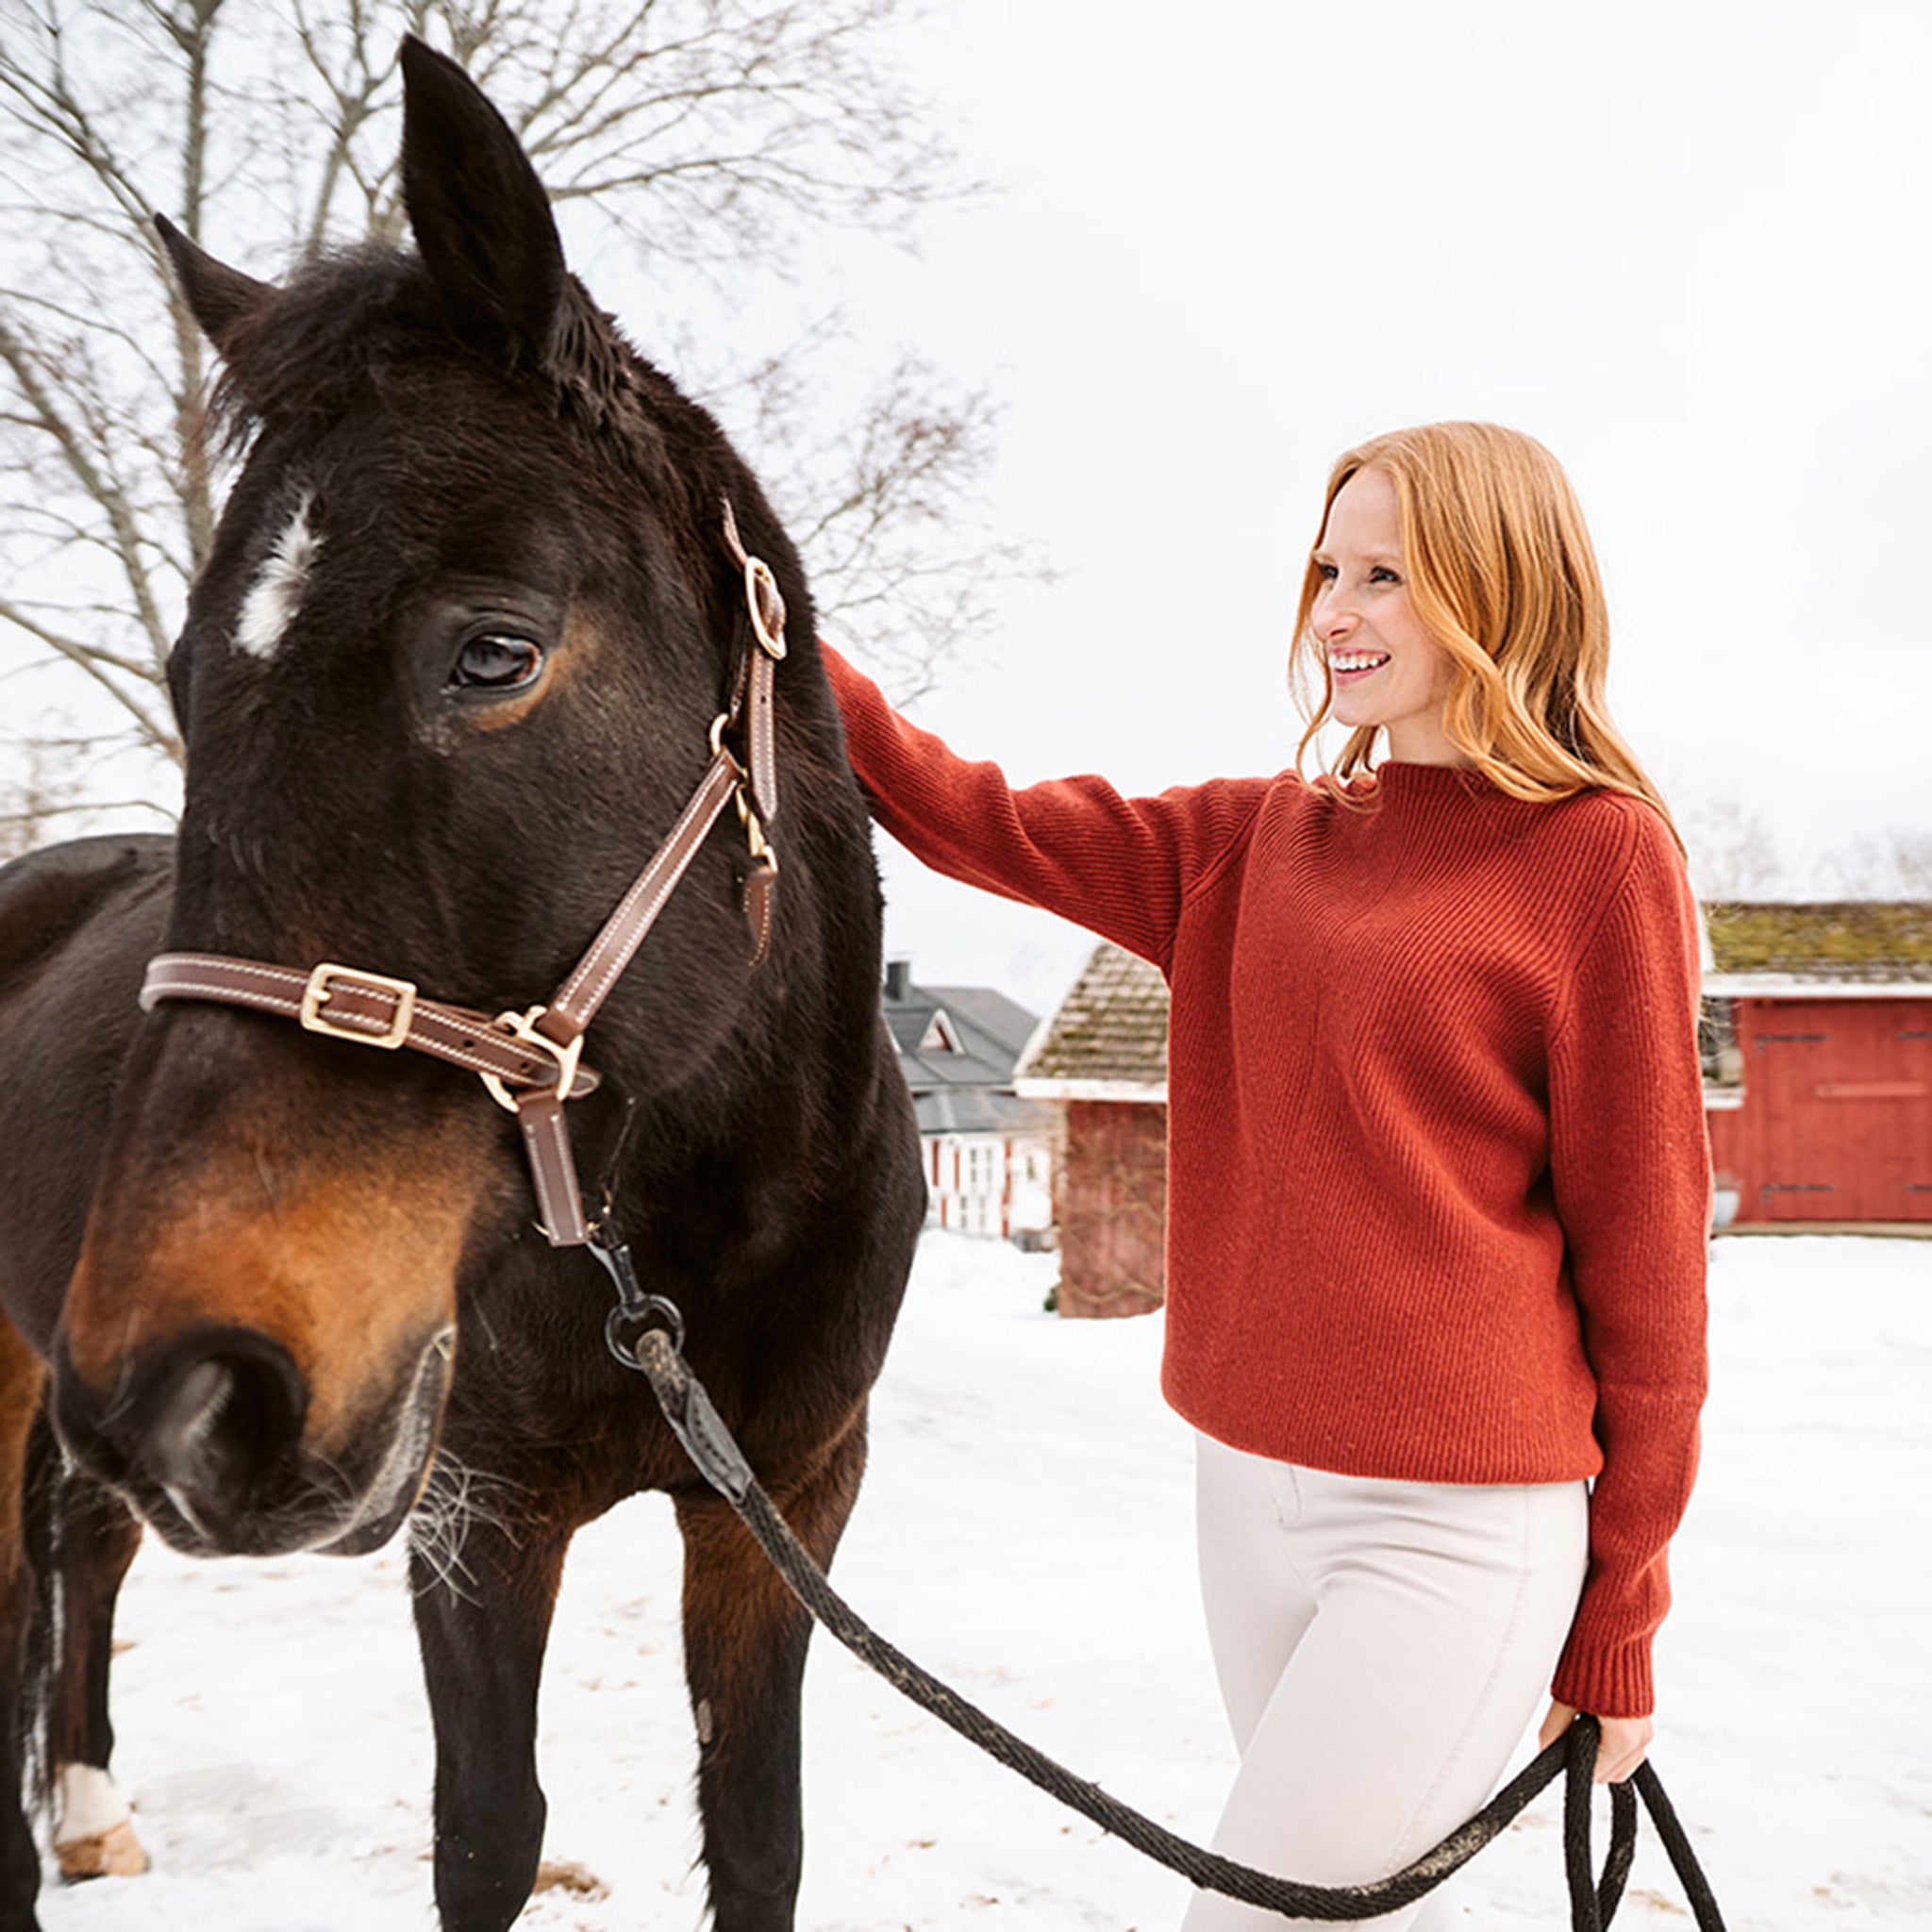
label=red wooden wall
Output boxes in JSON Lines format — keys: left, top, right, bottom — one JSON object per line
{"left": 1057, "top": 1100, "right": 1168, "bottom": 1318}
{"left": 1709, "top": 997, "right": 1932, "bottom": 1223}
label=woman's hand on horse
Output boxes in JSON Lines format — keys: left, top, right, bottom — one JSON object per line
{"left": 1539, "top": 1698, "right": 1655, "bottom": 1783}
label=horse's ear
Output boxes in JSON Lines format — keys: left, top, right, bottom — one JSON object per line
{"left": 154, "top": 214, "right": 273, "bottom": 356}
{"left": 397, "top": 36, "right": 565, "bottom": 367}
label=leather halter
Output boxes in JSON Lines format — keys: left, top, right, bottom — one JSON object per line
{"left": 140, "top": 499, "right": 788, "bottom": 1249}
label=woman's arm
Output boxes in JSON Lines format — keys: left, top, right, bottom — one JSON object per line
{"left": 1544, "top": 803, "right": 1712, "bottom": 1724}
{"left": 824, "top": 641, "right": 1270, "bottom": 970}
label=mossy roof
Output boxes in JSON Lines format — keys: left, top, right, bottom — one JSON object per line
{"left": 1020, "top": 941, "right": 1169, "bottom": 1085}
{"left": 1704, "top": 902, "right": 1932, "bottom": 982}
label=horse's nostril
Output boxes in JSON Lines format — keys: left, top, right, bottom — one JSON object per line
{"left": 151, "top": 1357, "right": 233, "bottom": 1456}
{"left": 144, "top": 1340, "right": 307, "bottom": 1528}
{"left": 149, "top": 1360, "right": 233, "bottom": 1534}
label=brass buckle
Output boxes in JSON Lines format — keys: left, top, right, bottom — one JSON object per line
{"left": 736, "top": 789, "right": 772, "bottom": 862}
{"left": 743, "top": 556, "right": 787, "bottom": 660}
{"left": 478, "top": 1006, "right": 585, "bottom": 1113}
{"left": 299, "top": 963, "right": 417, "bottom": 1050}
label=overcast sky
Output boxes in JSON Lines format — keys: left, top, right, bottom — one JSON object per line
{"left": 793, "top": 0, "right": 1932, "bottom": 1013}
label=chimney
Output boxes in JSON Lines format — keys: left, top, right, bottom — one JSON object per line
{"left": 884, "top": 958, "right": 911, "bottom": 1002}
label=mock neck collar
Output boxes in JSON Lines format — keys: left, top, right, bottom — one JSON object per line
{"left": 1345, "top": 759, "right": 1501, "bottom": 802}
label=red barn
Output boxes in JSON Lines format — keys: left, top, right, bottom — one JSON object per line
{"left": 1701, "top": 902, "right": 1932, "bottom": 1228}
{"left": 1014, "top": 942, "right": 1168, "bottom": 1318}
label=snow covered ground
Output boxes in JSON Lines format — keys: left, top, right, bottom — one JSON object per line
{"left": 32, "top": 1230, "right": 1931, "bottom": 1931}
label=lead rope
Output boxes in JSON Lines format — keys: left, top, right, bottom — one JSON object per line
{"left": 604, "top": 1304, "right": 1726, "bottom": 1926}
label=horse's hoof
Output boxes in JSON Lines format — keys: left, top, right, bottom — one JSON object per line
{"left": 56, "top": 1819, "right": 149, "bottom": 1882}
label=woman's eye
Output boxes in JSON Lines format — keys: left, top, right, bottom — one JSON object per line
{"left": 449, "top": 633, "right": 544, "bottom": 691}
{"left": 1370, "top": 566, "right": 1401, "bottom": 585}
{"left": 1313, "top": 562, "right": 1338, "bottom": 582}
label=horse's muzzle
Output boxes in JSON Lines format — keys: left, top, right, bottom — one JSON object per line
{"left": 52, "top": 1322, "right": 454, "bottom": 1557}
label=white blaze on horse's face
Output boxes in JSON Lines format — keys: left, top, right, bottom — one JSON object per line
{"left": 233, "top": 492, "right": 322, "bottom": 660}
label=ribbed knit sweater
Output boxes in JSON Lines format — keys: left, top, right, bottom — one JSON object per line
{"left": 825, "top": 645, "right": 1710, "bottom": 1718}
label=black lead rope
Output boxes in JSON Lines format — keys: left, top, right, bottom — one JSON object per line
{"left": 608, "top": 1282, "right": 1725, "bottom": 1926}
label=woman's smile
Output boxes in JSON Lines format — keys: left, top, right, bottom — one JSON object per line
{"left": 1328, "top": 648, "right": 1391, "bottom": 682}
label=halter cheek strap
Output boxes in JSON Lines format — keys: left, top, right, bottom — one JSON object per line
{"left": 141, "top": 499, "right": 788, "bottom": 1247}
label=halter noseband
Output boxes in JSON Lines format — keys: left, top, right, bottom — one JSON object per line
{"left": 140, "top": 500, "right": 788, "bottom": 1250}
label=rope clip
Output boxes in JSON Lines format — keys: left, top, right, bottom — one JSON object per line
{"left": 588, "top": 1222, "right": 685, "bottom": 1367}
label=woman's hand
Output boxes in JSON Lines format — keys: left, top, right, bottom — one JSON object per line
{"left": 1539, "top": 1700, "right": 1655, "bottom": 1783}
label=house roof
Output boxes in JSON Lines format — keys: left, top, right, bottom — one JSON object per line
{"left": 913, "top": 1088, "right": 1056, "bottom": 1136}
{"left": 919, "top": 985, "right": 1040, "bottom": 1058}
{"left": 1015, "top": 941, "right": 1169, "bottom": 1098}
{"left": 1704, "top": 901, "right": 1932, "bottom": 988}
{"left": 883, "top": 968, "right": 1044, "bottom": 1102}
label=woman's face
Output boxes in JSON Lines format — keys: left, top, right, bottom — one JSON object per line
{"left": 1308, "top": 466, "right": 1464, "bottom": 767}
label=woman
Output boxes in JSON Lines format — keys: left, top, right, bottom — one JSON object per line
{"left": 821, "top": 421, "right": 1709, "bottom": 1929}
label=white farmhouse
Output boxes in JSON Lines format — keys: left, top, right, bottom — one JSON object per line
{"left": 882, "top": 959, "right": 1056, "bottom": 1244}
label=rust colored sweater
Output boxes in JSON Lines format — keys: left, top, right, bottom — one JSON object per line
{"left": 825, "top": 645, "right": 1710, "bottom": 1718}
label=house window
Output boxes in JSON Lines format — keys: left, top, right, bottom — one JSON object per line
{"left": 919, "top": 1010, "right": 962, "bottom": 1055}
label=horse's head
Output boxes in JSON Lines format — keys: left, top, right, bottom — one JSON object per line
{"left": 54, "top": 40, "right": 841, "bottom": 1556}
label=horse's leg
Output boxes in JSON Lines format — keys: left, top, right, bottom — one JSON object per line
{"left": 0, "top": 1321, "right": 49, "bottom": 1931}
{"left": 409, "top": 1507, "right": 568, "bottom": 1932}
{"left": 674, "top": 1412, "right": 868, "bottom": 1932}
{"left": 25, "top": 1419, "right": 146, "bottom": 1883}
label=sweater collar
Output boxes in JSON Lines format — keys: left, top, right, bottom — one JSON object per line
{"left": 1350, "top": 759, "right": 1503, "bottom": 804}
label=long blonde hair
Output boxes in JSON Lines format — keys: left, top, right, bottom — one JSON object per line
{"left": 1290, "top": 421, "right": 1678, "bottom": 842}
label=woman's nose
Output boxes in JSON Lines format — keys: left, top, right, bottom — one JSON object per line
{"left": 1314, "top": 593, "right": 1356, "bottom": 642}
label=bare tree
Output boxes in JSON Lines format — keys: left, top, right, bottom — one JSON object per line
{"left": 1892, "top": 831, "right": 1932, "bottom": 895}
{"left": 0, "top": 0, "right": 1020, "bottom": 839}
{"left": 0, "top": 734, "right": 82, "bottom": 858}
{"left": 1823, "top": 828, "right": 1932, "bottom": 898}
{"left": 1682, "top": 795, "right": 1784, "bottom": 902}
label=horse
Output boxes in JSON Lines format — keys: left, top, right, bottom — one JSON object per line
{"left": 0, "top": 36, "right": 925, "bottom": 1932}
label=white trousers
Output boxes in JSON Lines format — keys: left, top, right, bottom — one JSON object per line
{"left": 1183, "top": 1433, "right": 1590, "bottom": 1932}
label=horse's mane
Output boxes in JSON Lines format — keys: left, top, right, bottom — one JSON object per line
{"left": 207, "top": 242, "right": 734, "bottom": 552}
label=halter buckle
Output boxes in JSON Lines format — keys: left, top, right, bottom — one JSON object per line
{"left": 743, "top": 556, "right": 787, "bottom": 660}
{"left": 736, "top": 789, "right": 772, "bottom": 861}
{"left": 721, "top": 496, "right": 787, "bottom": 660}
{"left": 298, "top": 963, "right": 418, "bottom": 1049}
{"left": 478, "top": 1006, "right": 585, "bottom": 1113}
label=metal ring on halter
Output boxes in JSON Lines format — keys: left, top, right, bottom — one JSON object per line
{"left": 605, "top": 1295, "right": 686, "bottom": 1369}
{"left": 477, "top": 1006, "right": 584, "bottom": 1113}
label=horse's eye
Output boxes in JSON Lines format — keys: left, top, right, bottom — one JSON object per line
{"left": 449, "top": 633, "right": 544, "bottom": 691}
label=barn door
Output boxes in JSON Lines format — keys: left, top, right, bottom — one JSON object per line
{"left": 1746, "top": 999, "right": 1932, "bottom": 1223}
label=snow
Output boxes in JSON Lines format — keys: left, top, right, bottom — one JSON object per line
{"left": 33, "top": 1230, "right": 1931, "bottom": 1930}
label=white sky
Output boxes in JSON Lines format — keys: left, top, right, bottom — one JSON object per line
{"left": 802, "top": 0, "right": 1932, "bottom": 1013}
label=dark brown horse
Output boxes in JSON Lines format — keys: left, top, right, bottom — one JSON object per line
{"left": 0, "top": 38, "right": 924, "bottom": 1932}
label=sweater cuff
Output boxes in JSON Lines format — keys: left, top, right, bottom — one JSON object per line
{"left": 1551, "top": 1621, "right": 1654, "bottom": 1719}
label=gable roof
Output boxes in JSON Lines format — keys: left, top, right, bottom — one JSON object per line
{"left": 883, "top": 966, "right": 1049, "bottom": 1108}
{"left": 1015, "top": 941, "right": 1169, "bottom": 1099}
{"left": 920, "top": 984, "right": 1040, "bottom": 1059}
{"left": 1705, "top": 901, "right": 1932, "bottom": 994}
